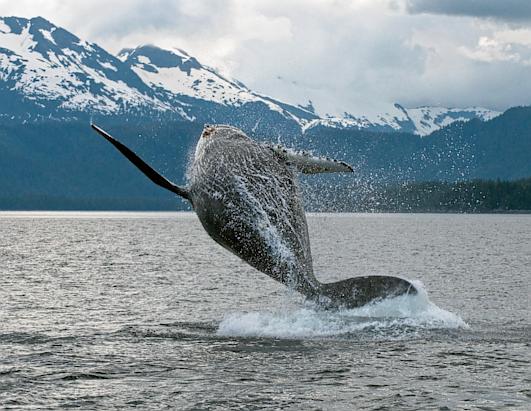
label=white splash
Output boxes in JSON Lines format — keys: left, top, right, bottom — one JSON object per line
{"left": 217, "top": 280, "right": 468, "bottom": 339}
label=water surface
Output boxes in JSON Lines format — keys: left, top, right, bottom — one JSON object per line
{"left": 1, "top": 212, "right": 529, "bottom": 409}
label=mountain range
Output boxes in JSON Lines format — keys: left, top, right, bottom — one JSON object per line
{"left": 0, "top": 16, "right": 529, "bottom": 211}
{"left": 0, "top": 16, "right": 500, "bottom": 136}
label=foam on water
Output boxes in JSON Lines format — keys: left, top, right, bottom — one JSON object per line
{"left": 217, "top": 281, "right": 468, "bottom": 339}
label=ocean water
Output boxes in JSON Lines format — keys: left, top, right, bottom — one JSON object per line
{"left": 0, "top": 212, "right": 529, "bottom": 410}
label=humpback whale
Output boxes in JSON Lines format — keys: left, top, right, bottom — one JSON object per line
{"left": 90, "top": 124, "right": 417, "bottom": 308}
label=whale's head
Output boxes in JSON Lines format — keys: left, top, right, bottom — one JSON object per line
{"left": 195, "top": 124, "right": 249, "bottom": 160}
{"left": 200, "top": 124, "right": 248, "bottom": 140}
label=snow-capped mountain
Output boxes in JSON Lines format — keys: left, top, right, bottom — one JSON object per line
{"left": 119, "top": 45, "right": 252, "bottom": 107}
{"left": 398, "top": 105, "right": 499, "bottom": 136}
{"left": 120, "top": 46, "right": 275, "bottom": 111}
{"left": 0, "top": 16, "right": 315, "bottom": 130}
{"left": 0, "top": 16, "right": 500, "bottom": 136}
{"left": 303, "top": 104, "right": 501, "bottom": 136}
{"left": 117, "top": 44, "right": 316, "bottom": 126}
{"left": 0, "top": 16, "right": 167, "bottom": 117}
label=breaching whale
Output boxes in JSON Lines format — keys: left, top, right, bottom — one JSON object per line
{"left": 90, "top": 124, "right": 417, "bottom": 308}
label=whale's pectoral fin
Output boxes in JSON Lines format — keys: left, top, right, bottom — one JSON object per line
{"left": 319, "top": 275, "right": 417, "bottom": 309}
{"left": 268, "top": 144, "right": 353, "bottom": 174}
{"left": 90, "top": 124, "right": 190, "bottom": 201}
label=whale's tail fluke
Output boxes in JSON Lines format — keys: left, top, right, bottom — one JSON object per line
{"left": 318, "top": 275, "right": 417, "bottom": 309}
{"left": 90, "top": 124, "right": 190, "bottom": 201}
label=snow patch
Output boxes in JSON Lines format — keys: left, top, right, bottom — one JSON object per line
{"left": 137, "top": 55, "right": 151, "bottom": 65}
{"left": 0, "top": 20, "right": 11, "bottom": 34}
{"left": 39, "top": 28, "right": 56, "bottom": 45}
{"left": 99, "top": 61, "right": 117, "bottom": 71}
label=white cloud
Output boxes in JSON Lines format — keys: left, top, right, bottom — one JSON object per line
{"left": 496, "top": 28, "right": 531, "bottom": 46}
{"left": 460, "top": 37, "right": 520, "bottom": 63}
{"left": 1, "top": 0, "right": 530, "bottom": 115}
{"left": 459, "top": 28, "right": 531, "bottom": 66}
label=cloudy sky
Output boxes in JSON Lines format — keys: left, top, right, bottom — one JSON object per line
{"left": 1, "top": 0, "right": 531, "bottom": 116}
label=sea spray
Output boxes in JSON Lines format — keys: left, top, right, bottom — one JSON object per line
{"left": 217, "top": 280, "right": 468, "bottom": 339}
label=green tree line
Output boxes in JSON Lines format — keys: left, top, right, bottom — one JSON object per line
{"left": 373, "top": 178, "right": 531, "bottom": 212}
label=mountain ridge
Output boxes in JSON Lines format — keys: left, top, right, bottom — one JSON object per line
{"left": 0, "top": 16, "right": 500, "bottom": 136}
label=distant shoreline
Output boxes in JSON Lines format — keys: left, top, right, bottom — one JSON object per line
{"left": 2, "top": 177, "right": 530, "bottom": 214}
{"left": 1, "top": 209, "right": 530, "bottom": 215}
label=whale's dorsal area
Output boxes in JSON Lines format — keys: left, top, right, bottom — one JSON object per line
{"left": 90, "top": 123, "right": 417, "bottom": 309}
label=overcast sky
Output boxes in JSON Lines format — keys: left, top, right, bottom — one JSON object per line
{"left": 2, "top": 0, "right": 531, "bottom": 116}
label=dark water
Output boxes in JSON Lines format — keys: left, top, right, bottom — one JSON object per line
{"left": 1, "top": 212, "right": 529, "bottom": 410}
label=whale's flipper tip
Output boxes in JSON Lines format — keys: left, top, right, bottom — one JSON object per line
{"left": 89, "top": 123, "right": 191, "bottom": 201}
{"left": 91, "top": 123, "right": 118, "bottom": 144}
{"left": 319, "top": 275, "right": 417, "bottom": 309}
{"left": 91, "top": 123, "right": 103, "bottom": 134}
